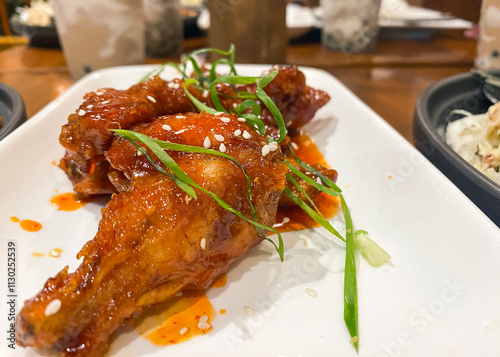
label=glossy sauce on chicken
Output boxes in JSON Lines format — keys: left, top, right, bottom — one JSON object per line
{"left": 17, "top": 66, "right": 335, "bottom": 356}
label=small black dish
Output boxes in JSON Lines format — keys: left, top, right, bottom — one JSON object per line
{"left": 10, "top": 16, "right": 61, "bottom": 49}
{"left": 0, "top": 82, "right": 28, "bottom": 141}
{"left": 413, "top": 70, "right": 500, "bottom": 227}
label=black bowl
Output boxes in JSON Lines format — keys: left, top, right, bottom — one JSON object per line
{"left": 10, "top": 16, "right": 61, "bottom": 48}
{"left": 413, "top": 70, "right": 500, "bottom": 227}
{"left": 0, "top": 83, "right": 27, "bottom": 141}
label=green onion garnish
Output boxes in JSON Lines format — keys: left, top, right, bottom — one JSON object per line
{"left": 112, "top": 129, "right": 284, "bottom": 261}
{"left": 135, "top": 45, "right": 393, "bottom": 352}
{"left": 340, "top": 194, "right": 359, "bottom": 352}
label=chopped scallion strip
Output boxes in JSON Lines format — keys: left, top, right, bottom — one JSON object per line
{"left": 183, "top": 79, "right": 216, "bottom": 114}
{"left": 354, "top": 230, "right": 391, "bottom": 267}
{"left": 340, "top": 194, "right": 359, "bottom": 352}
{"left": 284, "top": 160, "right": 339, "bottom": 197}
{"left": 112, "top": 129, "right": 284, "bottom": 261}
{"left": 283, "top": 186, "right": 345, "bottom": 243}
{"left": 288, "top": 145, "right": 341, "bottom": 193}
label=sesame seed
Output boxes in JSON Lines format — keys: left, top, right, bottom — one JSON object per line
{"left": 262, "top": 145, "right": 270, "bottom": 157}
{"left": 147, "top": 95, "right": 156, "bottom": 103}
{"left": 44, "top": 299, "right": 62, "bottom": 316}
{"left": 96, "top": 91, "right": 104, "bottom": 95}
{"left": 175, "top": 291, "right": 183, "bottom": 296}
{"left": 220, "top": 116, "right": 230, "bottom": 123}
{"left": 162, "top": 124, "right": 171, "bottom": 131}
{"left": 203, "top": 137, "right": 211, "bottom": 148}
{"left": 232, "top": 102, "right": 238, "bottom": 109}
{"left": 269, "top": 142, "right": 279, "bottom": 151}
{"left": 78, "top": 109, "right": 86, "bottom": 116}
{"left": 214, "top": 134, "right": 224, "bottom": 142}
{"left": 200, "top": 238, "right": 206, "bottom": 250}
{"left": 282, "top": 217, "right": 290, "bottom": 224}
{"left": 219, "top": 143, "right": 227, "bottom": 153}
{"left": 316, "top": 177, "right": 322, "bottom": 185}
{"left": 49, "top": 249, "right": 60, "bottom": 257}
{"left": 203, "top": 90, "right": 209, "bottom": 97}
{"left": 176, "top": 115, "right": 186, "bottom": 119}
{"left": 168, "top": 82, "right": 175, "bottom": 89}
{"left": 214, "top": 111, "right": 224, "bottom": 116}
{"left": 52, "top": 203, "right": 60, "bottom": 210}
{"left": 238, "top": 117, "right": 246, "bottom": 122}
{"left": 179, "top": 327, "right": 189, "bottom": 336}
{"left": 179, "top": 327, "right": 189, "bottom": 335}
{"left": 291, "top": 142, "right": 299, "bottom": 150}
{"left": 234, "top": 129, "right": 241, "bottom": 136}
{"left": 137, "top": 150, "right": 143, "bottom": 156}
{"left": 101, "top": 100, "right": 110, "bottom": 105}
{"left": 243, "top": 305, "right": 255, "bottom": 316}
{"left": 197, "top": 322, "right": 211, "bottom": 330}
{"left": 173, "top": 83, "right": 180, "bottom": 90}
{"left": 306, "top": 288, "right": 317, "bottom": 298}
{"left": 242, "top": 130, "right": 251, "bottom": 139}
{"left": 86, "top": 104, "right": 93, "bottom": 109}
{"left": 199, "top": 315, "right": 209, "bottom": 323}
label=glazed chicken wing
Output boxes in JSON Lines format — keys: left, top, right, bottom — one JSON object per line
{"left": 16, "top": 113, "right": 287, "bottom": 356}
{"left": 59, "top": 66, "right": 330, "bottom": 198}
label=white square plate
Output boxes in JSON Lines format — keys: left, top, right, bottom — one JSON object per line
{"left": 1, "top": 65, "right": 499, "bottom": 357}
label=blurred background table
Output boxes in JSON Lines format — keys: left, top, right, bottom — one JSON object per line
{"left": 0, "top": 30, "right": 477, "bottom": 143}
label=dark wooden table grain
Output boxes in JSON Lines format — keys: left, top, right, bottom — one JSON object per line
{"left": 0, "top": 33, "right": 477, "bottom": 143}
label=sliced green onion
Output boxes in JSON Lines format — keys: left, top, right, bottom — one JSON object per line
{"left": 112, "top": 128, "right": 284, "bottom": 261}
{"left": 340, "top": 194, "right": 359, "bottom": 352}
{"left": 139, "top": 62, "right": 186, "bottom": 83}
{"left": 118, "top": 135, "right": 197, "bottom": 199}
{"left": 288, "top": 145, "right": 341, "bottom": 193}
{"left": 183, "top": 79, "right": 216, "bottom": 114}
{"left": 354, "top": 230, "right": 391, "bottom": 267}
{"left": 283, "top": 187, "right": 345, "bottom": 243}
{"left": 151, "top": 138, "right": 257, "bottom": 222}
{"left": 255, "top": 70, "right": 287, "bottom": 143}
{"left": 234, "top": 99, "right": 261, "bottom": 116}
{"left": 284, "top": 160, "right": 339, "bottom": 197}
{"left": 286, "top": 173, "right": 322, "bottom": 214}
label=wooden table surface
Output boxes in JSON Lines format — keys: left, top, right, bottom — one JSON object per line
{"left": 0, "top": 32, "right": 477, "bottom": 143}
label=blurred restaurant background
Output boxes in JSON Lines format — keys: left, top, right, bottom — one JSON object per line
{"left": 0, "top": 0, "right": 493, "bottom": 142}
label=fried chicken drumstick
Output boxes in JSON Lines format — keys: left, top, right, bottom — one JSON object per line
{"left": 16, "top": 112, "right": 288, "bottom": 356}
{"left": 59, "top": 66, "right": 330, "bottom": 198}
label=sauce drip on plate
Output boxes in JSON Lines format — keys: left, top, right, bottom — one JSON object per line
{"left": 51, "top": 192, "right": 88, "bottom": 211}
{"left": 11, "top": 217, "right": 43, "bottom": 232}
{"left": 136, "top": 290, "right": 216, "bottom": 346}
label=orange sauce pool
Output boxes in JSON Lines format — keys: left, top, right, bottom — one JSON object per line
{"left": 136, "top": 290, "right": 216, "bottom": 346}
{"left": 137, "top": 273, "right": 228, "bottom": 346}
{"left": 292, "top": 131, "right": 329, "bottom": 167}
{"left": 50, "top": 192, "right": 88, "bottom": 211}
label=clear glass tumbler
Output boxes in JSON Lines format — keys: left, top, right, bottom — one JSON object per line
{"left": 52, "top": 0, "right": 145, "bottom": 80}
{"left": 320, "top": 0, "right": 382, "bottom": 53}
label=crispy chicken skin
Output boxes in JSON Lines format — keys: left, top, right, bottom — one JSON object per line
{"left": 16, "top": 113, "right": 288, "bottom": 356}
{"left": 59, "top": 66, "right": 330, "bottom": 198}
